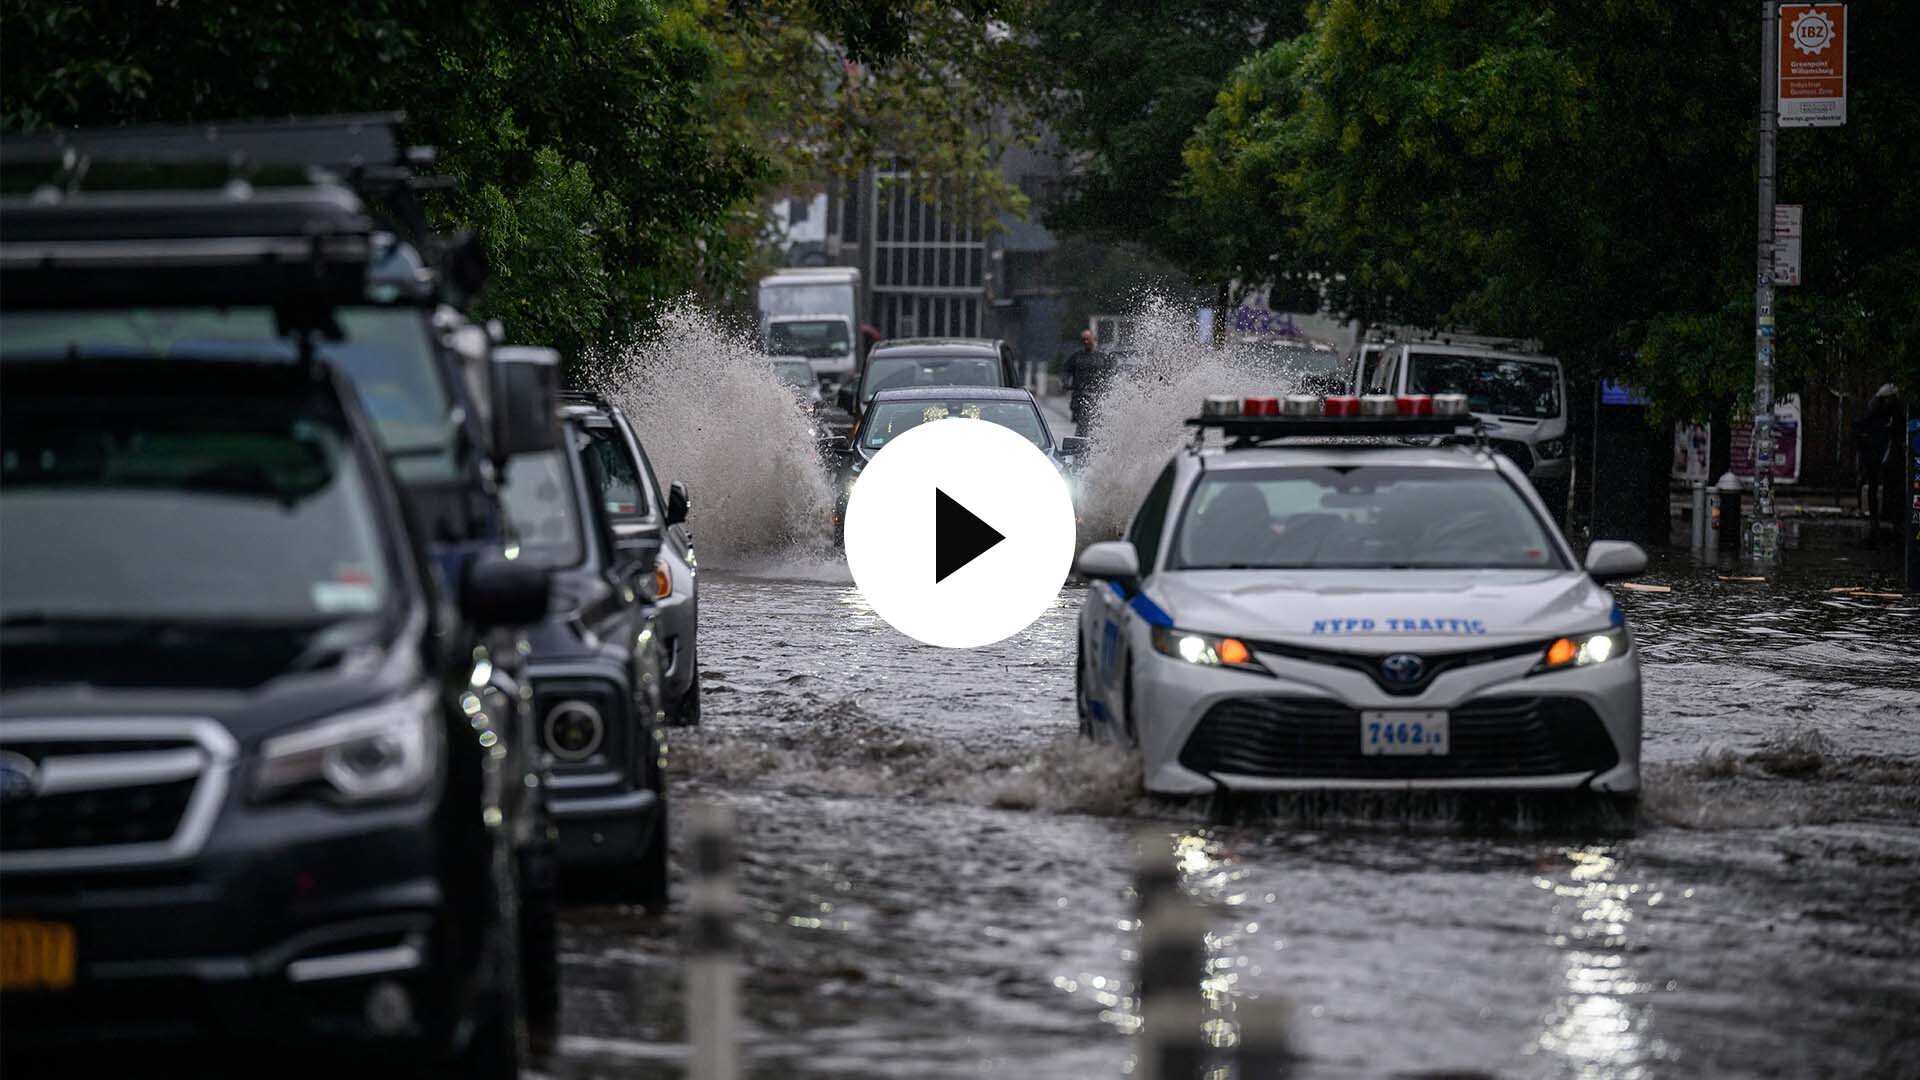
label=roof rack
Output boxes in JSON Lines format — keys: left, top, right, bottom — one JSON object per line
{"left": 1185, "top": 414, "right": 1488, "bottom": 451}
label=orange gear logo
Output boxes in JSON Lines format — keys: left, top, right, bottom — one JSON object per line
{"left": 1790, "top": 8, "right": 1835, "bottom": 55}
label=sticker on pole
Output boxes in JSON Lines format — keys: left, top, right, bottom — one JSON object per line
{"left": 1779, "top": 4, "right": 1846, "bottom": 128}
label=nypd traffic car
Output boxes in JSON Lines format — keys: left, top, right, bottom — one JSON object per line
{"left": 1074, "top": 393, "right": 1647, "bottom": 802}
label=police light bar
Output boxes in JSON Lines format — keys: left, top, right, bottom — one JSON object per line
{"left": 1185, "top": 393, "right": 1485, "bottom": 442}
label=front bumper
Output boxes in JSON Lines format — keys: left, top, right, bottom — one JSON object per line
{"left": 0, "top": 793, "right": 470, "bottom": 1057}
{"left": 528, "top": 671, "right": 663, "bottom": 866}
{"left": 1134, "top": 640, "right": 1641, "bottom": 796}
{"left": 654, "top": 588, "right": 698, "bottom": 703}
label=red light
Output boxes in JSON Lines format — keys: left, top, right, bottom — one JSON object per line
{"left": 1243, "top": 396, "right": 1279, "bottom": 416}
{"left": 1324, "top": 395, "right": 1360, "bottom": 417}
{"left": 1397, "top": 394, "right": 1433, "bottom": 416}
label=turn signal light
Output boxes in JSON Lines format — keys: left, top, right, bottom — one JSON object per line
{"left": 1217, "top": 638, "right": 1252, "bottom": 665}
{"left": 1545, "top": 638, "right": 1578, "bottom": 666}
{"left": 652, "top": 561, "right": 672, "bottom": 600}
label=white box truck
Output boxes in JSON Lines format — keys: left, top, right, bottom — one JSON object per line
{"left": 758, "top": 267, "right": 861, "bottom": 383}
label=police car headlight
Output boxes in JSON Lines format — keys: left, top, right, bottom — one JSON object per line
{"left": 1537, "top": 437, "right": 1568, "bottom": 459}
{"left": 1533, "top": 628, "right": 1628, "bottom": 673}
{"left": 1150, "top": 626, "right": 1269, "bottom": 674}
{"left": 255, "top": 688, "right": 443, "bottom": 804}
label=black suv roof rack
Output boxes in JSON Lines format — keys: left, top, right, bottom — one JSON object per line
{"left": 1185, "top": 414, "right": 1488, "bottom": 451}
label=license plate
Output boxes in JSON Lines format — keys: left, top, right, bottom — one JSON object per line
{"left": 0, "top": 919, "right": 76, "bottom": 991}
{"left": 1361, "top": 710, "right": 1449, "bottom": 756}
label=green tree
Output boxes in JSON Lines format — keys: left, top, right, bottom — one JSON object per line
{"left": 1182, "top": 0, "right": 1920, "bottom": 419}
{"left": 1017, "top": 0, "right": 1308, "bottom": 285}
{"left": 1, "top": 1, "right": 762, "bottom": 360}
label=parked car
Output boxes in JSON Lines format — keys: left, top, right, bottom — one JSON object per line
{"left": 506, "top": 404, "right": 672, "bottom": 906}
{"left": 0, "top": 356, "right": 552, "bottom": 1076}
{"left": 0, "top": 114, "right": 564, "bottom": 1068}
{"left": 561, "top": 391, "right": 702, "bottom": 726}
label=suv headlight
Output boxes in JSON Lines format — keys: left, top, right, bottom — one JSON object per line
{"left": 1150, "top": 626, "right": 1270, "bottom": 674}
{"left": 1532, "top": 628, "right": 1628, "bottom": 673}
{"left": 255, "top": 689, "right": 443, "bottom": 803}
{"left": 1536, "top": 437, "right": 1567, "bottom": 459}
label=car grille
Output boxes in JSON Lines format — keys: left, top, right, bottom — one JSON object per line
{"left": 1179, "top": 696, "right": 1619, "bottom": 780}
{"left": 1247, "top": 638, "right": 1546, "bottom": 696}
{"left": 0, "top": 720, "right": 235, "bottom": 871}
{"left": 1, "top": 777, "right": 198, "bottom": 851}
{"left": 1492, "top": 438, "right": 1535, "bottom": 474}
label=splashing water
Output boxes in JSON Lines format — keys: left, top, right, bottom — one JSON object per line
{"left": 1072, "top": 296, "right": 1326, "bottom": 540}
{"left": 587, "top": 305, "right": 838, "bottom": 567}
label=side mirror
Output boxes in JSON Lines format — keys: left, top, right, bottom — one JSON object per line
{"left": 666, "top": 481, "right": 691, "bottom": 526}
{"left": 490, "top": 346, "right": 562, "bottom": 466}
{"left": 612, "top": 520, "right": 663, "bottom": 573}
{"left": 1077, "top": 540, "right": 1141, "bottom": 594}
{"left": 1584, "top": 540, "right": 1648, "bottom": 583}
{"left": 823, "top": 435, "right": 852, "bottom": 456}
{"left": 461, "top": 550, "right": 551, "bottom": 627}
{"left": 1060, "top": 436, "right": 1089, "bottom": 457}
{"left": 836, "top": 386, "right": 856, "bottom": 413}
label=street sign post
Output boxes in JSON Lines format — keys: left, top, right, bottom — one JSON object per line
{"left": 1773, "top": 204, "right": 1803, "bottom": 286}
{"left": 1749, "top": 2, "right": 1782, "bottom": 569}
{"left": 1779, "top": 3, "right": 1847, "bottom": 128}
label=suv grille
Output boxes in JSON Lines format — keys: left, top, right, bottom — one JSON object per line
{"left": 0, "top": 719, "right": 235, "bottom": 872}
{"left": 1179, "top": 696, "right": 1618, "bottom": 780}
{"left": 2, "top": 777, "right": 198, "bottom": 851}
{"left": 1491, "top": 438, "right": 1535, "bottom": 474}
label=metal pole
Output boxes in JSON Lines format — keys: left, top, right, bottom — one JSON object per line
{"left": 1748, "top": 0, "right": 1781, "bottom": 568}
{"left": 687, "top": 802, "right": 740, "bottom": 1080}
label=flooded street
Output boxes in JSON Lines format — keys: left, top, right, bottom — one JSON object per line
{"left": 548, "top": 544, "right": 1920, "bottom": 1080}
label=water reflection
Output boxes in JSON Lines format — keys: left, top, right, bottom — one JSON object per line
{"left": 1534, "top": 845, "right": 1670, "bottom": 1078}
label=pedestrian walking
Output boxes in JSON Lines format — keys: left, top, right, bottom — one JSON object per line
{"left": 1853, "top": 383, "right": 1900, "bottom": 546}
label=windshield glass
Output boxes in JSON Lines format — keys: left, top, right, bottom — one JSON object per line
{"left": 863, "top": 354, "right": 1000, "bottom": 399}
{"left": 1233, "top": 344, "right": 1351, "bottom": 391}
{"left": 500, "top": 449, "right": 584, "bottom": 566}
{"left": 1407, "top": 352, "right": 1561, "bottom": 420}
{"left": 0, "top": 308, "right": 460, "bottom": 482}
{"left": 862, "top": 399, "right": 1047, "bottom": 449}
{"left": 1172, "top": 466, "right": 1564, "bottom": 571}
{"left": 767, "top": 319, "right": 851, "bottom": 359}
{"left": 0, "top": 377, "right": 395, "bottom": 622}
{"left": 769, "top": 360, "right": 817, "bottom": 389}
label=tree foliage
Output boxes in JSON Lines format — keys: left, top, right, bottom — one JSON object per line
{"left": 1016, "top": 1, "right": 1307, "bottom": 285}
{"left": 2, "top": 1, "right": 759, "bottom": 359}
{"left": 1183, "top": 0, "right": 1920, "bottom": 418}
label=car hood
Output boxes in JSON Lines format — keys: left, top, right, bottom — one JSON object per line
{"left": 1144, "top": 568, "right": 1616, "bottom": 649}
{"left": 0, "top": 610, "right": 430, "bottom": 744}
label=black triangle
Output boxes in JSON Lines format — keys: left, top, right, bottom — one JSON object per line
{"left": 934, "top": 488, "right": 1006, "bottom": 584}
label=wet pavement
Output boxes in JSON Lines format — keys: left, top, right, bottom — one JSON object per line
{"left": 542, "top": 538, "right": 1920, "bottom": 1080}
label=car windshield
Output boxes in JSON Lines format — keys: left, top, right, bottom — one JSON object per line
{"left": 1233, "top": 344, "right": 1350, "bottom": 391}
{"left": 1172, "top": 466, "right": 1564, "bottom": 570}
{"left": 1407, "top": 352, "right": 1561, "bottom": 420}
{"left": 0, "top": 307, "right": 460, "bottom": 482}
{"left": 769, "top": 360, "right": 817, "bottom": 389}
{"left": 862, "top": 399, "right": 1046, "bottom": 449}
{"left": 863, "top": 354, "right": 1000, "bottom": 399}
{"left": 0, "top": 376, "right": 395, "bottom": 622}
{"left": 499, "top": 449, "right": 585, "bottom": 566}
{"left": 767, "top": 319, "right": 851, "bottom": 359}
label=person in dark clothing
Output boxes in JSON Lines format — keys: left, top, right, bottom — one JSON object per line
{"left": 1065, "top": 330, "right": 1098, "bottom": 429}
{"left": 1854, "top": 384, "right": 1900, "bottom": 544}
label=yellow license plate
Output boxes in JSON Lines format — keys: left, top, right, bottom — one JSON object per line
{"left": 0, "top": 919, "right": 76, "bottom": 991}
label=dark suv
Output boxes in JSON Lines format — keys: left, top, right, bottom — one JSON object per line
{"left": 0, "top": 359, "right": 549, "bottom": 1075}
{"left": 0, "top": 117, "right": 563, "bottom": 1070}
{"left": 507, "top": 395, "right": 673, "bottom": 906}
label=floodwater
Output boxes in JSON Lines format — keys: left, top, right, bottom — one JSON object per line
{"left": 543, "top": 544, "right": 1920, "bottom": 1080}
{"left": 548, "top": 317, "right": 1920, "bottom": 1078}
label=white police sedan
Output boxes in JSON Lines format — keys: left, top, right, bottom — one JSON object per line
{"left": 1075, "top": 394, "right": 1647, "bottom": 803}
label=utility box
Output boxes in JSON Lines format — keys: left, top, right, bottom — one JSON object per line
{"left": 1589, "top": 382, "right": 1665, "bottom": 547}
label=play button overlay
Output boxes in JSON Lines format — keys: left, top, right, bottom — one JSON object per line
{"left": 844, "top": 416, "right": 1076, "bottom": 648}
{"left": 933, "top": 489, "right": 1005, "bottom": 583}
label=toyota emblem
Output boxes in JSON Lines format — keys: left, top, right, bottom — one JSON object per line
{"left": 1380, "top": 653, "right": 1426, "bottom": 684}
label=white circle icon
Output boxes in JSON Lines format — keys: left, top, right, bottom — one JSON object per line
{"left": 843, "top": 416, "right": 1076, "bottom": 648}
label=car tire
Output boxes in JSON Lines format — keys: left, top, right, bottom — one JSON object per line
{"left": 670, "top": 679, "right": 701, "bottom": 728}
{"left": 1075, "top": 632, "right": 1093, "bottom": 738}
{"left": 518, "top": 841, "right": 561, "bottom": 1052}
{"left": 450, "top": 847, "right": 527, "bottom": 1080}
